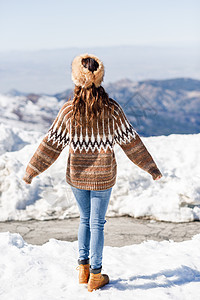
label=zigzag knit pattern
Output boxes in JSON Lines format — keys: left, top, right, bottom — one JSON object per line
{"left": 23, "top": 98, "right": 162, "bottom": 190}
{"left": 47, "top": 127, "right": 70, "bottom": 149}
{"left": 46, "top": 100, "right": 137, "bottom": 153}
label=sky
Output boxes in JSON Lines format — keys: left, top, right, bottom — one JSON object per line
{"left": 0, "top": 0, "right": 200, "bottom": 52}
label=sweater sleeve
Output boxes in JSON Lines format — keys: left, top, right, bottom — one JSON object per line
{"left": 23, "top": 103, "right": 70, "bottom": 184}
{"left": 113, "top": 101, "right": 162, "bottom": 180}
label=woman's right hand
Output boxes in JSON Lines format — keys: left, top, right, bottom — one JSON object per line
{"left": 153, "top": 174, "right": 162, "bottom": 181}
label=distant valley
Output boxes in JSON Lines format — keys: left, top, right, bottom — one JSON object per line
{"left": 0, "top": 45, "right": 199, "bottom": 94}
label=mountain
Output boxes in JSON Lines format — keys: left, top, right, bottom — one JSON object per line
{"left": 106, "top": 77, "right": 200, "bottom": 136}
{"left": 1, "top": 77, "right": 199, "bottom": 136}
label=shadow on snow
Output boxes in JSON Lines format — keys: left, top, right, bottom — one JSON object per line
{"left": 107, "top": 265, "right": 200, "bottom": 291}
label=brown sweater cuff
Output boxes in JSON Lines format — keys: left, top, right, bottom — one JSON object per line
{"left": 23, "top": 173, "right": 33, "bottom": 184}
{"left": 148, "top": 167, "right": 162, "bottom": 180}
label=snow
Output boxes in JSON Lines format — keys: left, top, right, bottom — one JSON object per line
{"left": 0, "top": 120, "right": 200, "bottom": 222}
{"left": 0, "top": 231, "right": 200, "bottom": 299}
{"left": 0, "top": 123, "right": 42, "bottom": 155}
{"left": 0, "top": 93, "right": 64, "bottom": 131}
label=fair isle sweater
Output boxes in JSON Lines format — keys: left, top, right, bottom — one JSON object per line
{"left": 23, "top": 98, "right": 162, "bottom": 190}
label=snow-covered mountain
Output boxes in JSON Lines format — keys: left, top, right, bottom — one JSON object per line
{"left": 107, "top": 77, "right": 200, "bottom": 136}
{"left": 0, "top": 93, "right": 68, "bottom": 132}
{"left": 1, "top": 77, "right": 200, "bottom": 136}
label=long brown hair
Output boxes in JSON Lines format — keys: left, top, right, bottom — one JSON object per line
{"left": 71, "top": 56, "right": 115, "bottom": 127}
{"left": 71, "top": 83, "right": 115, "bottom": 127}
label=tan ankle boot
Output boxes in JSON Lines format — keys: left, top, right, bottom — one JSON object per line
{"left": 88, "top": 272, "right": 109, "bottom": 292}
{"left": 78, "top": 263, "right": 90, "bottom": 284}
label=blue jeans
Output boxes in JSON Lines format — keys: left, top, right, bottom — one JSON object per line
{"left": 70, "top": 186, "right": 112, "bottom": 270}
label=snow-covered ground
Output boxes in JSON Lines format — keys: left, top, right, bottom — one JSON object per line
{"left": 1, "top": 231, "right": 200, "bottom": 299}
{"left": 0, "top": 121, "right": 200, "bottom": 222}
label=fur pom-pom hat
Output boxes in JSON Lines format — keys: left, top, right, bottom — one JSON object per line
{"left": 71, "top": 53, "right": 104, "bottom": 88}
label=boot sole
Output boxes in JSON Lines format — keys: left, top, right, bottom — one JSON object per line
{"left": 88, "top": 279, "right": 109, "bottom": 292}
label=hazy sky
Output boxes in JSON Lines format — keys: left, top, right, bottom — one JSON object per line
{"left": 0, "top": 0, "right": 200, "bottom": 51}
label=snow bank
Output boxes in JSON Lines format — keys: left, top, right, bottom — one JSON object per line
{"left": 0, "top": 131, "right": 200, "bottom": 222}
{"left": 0, "top": 232, "right": 200, "bottom": 299}
{"left": 0, "top": 123, "right": 42, "bottom": 155}
{"left": 0, "top": 93, "right": 63, "bottom": 131}
{"left": 113, "top": 133, "right": 200, "bottom": 222}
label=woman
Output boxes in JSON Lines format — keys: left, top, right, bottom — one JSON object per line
{"left": 23, "top": 53, "right": 162, "bottom": 292}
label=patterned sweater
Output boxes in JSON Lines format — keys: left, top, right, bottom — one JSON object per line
{"left": 23, "top": 98, "right": 162, "bottom": 190}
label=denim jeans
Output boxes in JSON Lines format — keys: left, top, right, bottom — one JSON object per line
{"left": 70, "top": 186, "right": 112, "bottom": 270}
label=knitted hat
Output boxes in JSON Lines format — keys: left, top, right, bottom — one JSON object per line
{"left": 71, "top": 53, "right": 104, "bottom": 88}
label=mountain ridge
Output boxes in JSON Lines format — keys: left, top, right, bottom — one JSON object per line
{"left": 2, "top": 77, "right": 200, "bottom": 136}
